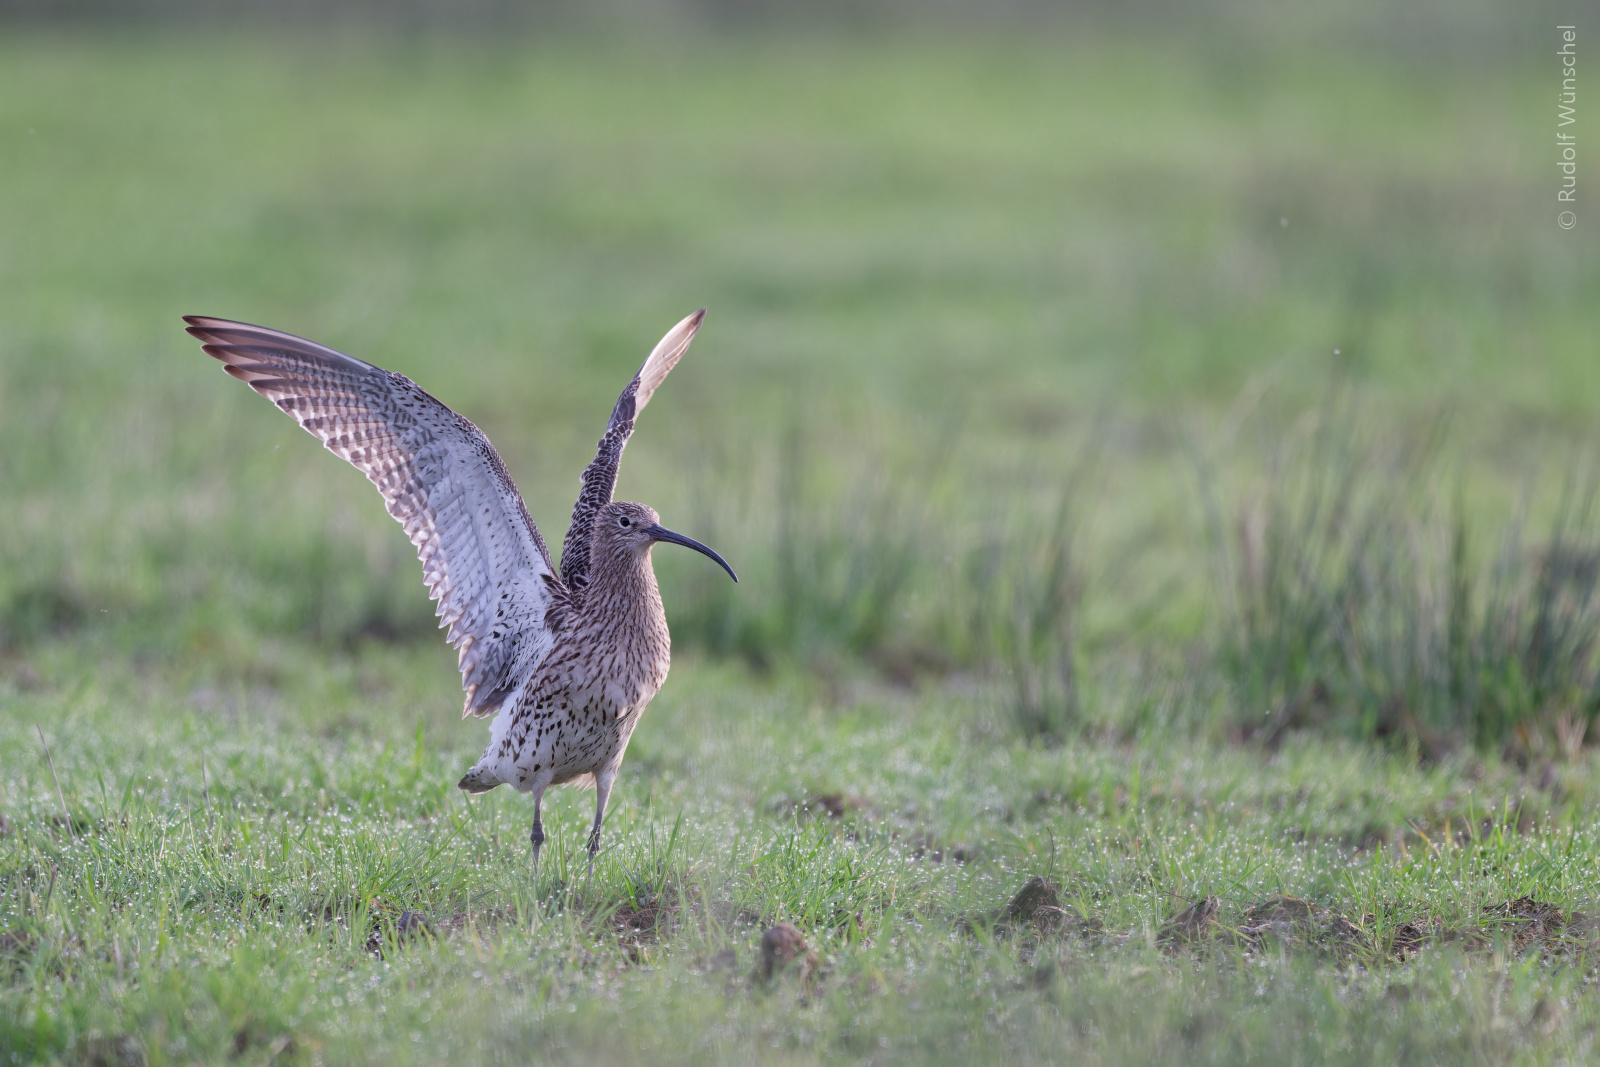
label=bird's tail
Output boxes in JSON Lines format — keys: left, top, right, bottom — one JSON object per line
{"left": 457, "top": 765, "right": 502, "bottom": 794}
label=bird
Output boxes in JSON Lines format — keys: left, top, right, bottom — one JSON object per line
{"left": 184, "top": 310, "right": 737, "bottom": 877}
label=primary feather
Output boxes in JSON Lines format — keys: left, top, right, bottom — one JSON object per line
{"left": 184, "top": 315, "right": 564, "bottom": 718}
{"left": 558, "top": 309, "right": 704, "bottom": 600}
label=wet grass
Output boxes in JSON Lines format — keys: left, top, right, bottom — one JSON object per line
{"left": 6, "top": 650, "right": 1600, "bottom": 1064}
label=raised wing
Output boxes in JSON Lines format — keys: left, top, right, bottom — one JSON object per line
{"left": 559, "top": 309, "right": 704, "bottom": 597}
{"left": 184, "top": 316, "right": 566, "bottom": 718}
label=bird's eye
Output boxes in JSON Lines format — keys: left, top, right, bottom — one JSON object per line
{"left": 619, "top": 516, "right": 631, "bottom": 528}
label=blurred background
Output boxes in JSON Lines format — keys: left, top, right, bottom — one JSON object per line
{"left": 1, "top": 0, "right": 1593, "bottom": 751}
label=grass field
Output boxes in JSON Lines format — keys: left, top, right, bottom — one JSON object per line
{"left": 3, "top": 19, "right": 1600, "bottom": 1065}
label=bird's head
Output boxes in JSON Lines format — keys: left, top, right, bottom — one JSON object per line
{"left": 594, "top": 501, "right": 738, "bottom": 582}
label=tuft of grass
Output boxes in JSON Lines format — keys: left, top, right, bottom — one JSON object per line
{"left": 965, "top": 482, "right": 1087, "bottom": 745}
{"left": 1212, "top": 414, "right": 1600, "bottom": 757}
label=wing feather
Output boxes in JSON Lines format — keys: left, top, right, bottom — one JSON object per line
{"left": 559, "top": 309, "right": 703, "bottom": 596}
{"left": 185, "top": 315, "right": 565, "bottom": 717}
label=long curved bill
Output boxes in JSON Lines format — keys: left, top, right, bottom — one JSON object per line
{"left": 645, "top": 524, "right": 739, "bottom": 582}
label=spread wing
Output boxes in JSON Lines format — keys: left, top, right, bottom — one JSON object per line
{"left": 559, "top": 309, "right": 704, "bottom": 597}
{"left": 185, "top": 315, "right": 567, "bottom": 718}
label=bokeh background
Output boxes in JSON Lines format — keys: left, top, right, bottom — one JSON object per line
{"left": 0, "top": 0, "right": 1593, "bottom": 744}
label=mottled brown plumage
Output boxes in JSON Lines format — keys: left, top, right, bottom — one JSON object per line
{"left": 184, "top": 310, "right": 736, "bottom": 874}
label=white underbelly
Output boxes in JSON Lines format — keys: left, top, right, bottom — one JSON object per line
{"left": 477, "top": 671, "right": 664, "bottom": 793}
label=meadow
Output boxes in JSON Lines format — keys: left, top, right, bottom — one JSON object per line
{"left": 3, "top": 19, "right": 1600, "bottom": 1065}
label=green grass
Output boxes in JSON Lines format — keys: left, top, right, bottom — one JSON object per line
{"left": 4, "top": 20, "right": 1600, "bottom": 1065}
{"left": 8, "top": 650, "right": 1600, "bottom": 1064}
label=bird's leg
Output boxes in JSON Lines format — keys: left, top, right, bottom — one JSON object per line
{"left": 585, "top": 773, "right": 615, "bottom": 883}
{"left": 528, "top": 788, "right": 548, "bottom": 877}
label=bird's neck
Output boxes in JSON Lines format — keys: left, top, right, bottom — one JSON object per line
{"left": 583, "top": 548, "right": 666, "bottom": 631}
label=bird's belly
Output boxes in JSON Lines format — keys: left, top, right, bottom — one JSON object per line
{"left": 494, "top": 676, "right": 661, "bottom": 790}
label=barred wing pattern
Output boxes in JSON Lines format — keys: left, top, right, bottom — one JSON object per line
{"left": 559, "top": 309, "right": 704, "bottom": 598}
{"left": 185, "top": 316, "right": 564, "bottom": 718}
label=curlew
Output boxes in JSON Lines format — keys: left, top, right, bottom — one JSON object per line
{"left": 184, "top": 310, "right": 736, "bottom": 875}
